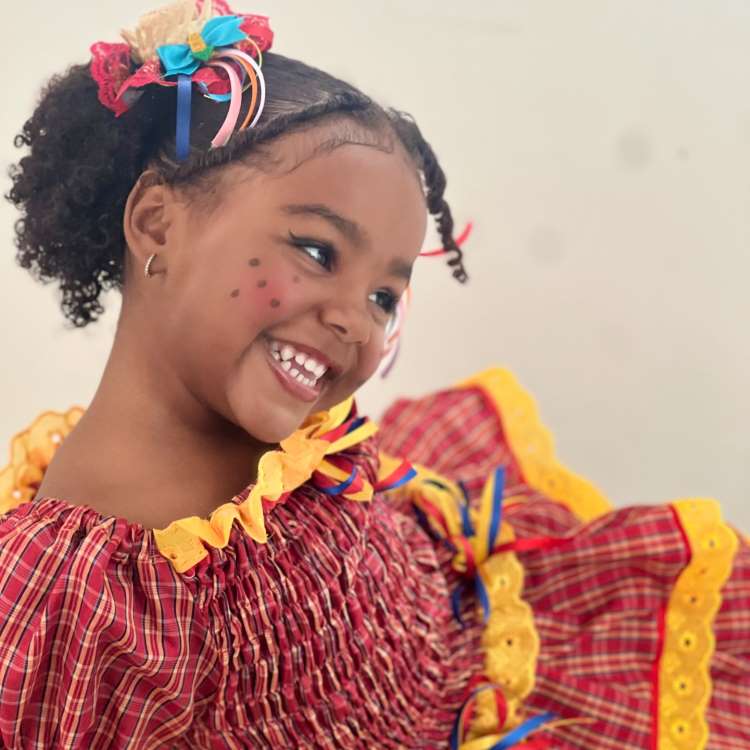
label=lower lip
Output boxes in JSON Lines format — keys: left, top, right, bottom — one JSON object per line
{"left": 264, "top": 344, "right": 325, "bottom": 403}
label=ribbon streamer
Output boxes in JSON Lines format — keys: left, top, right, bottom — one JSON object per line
{"left": 450, "top": 680, "right": 556, "bottom": 750}
{"left": 420, "top": 221, "right": 473, "bottom": 257}
{"left": 489, "top": 712, "right": 557, "bottom": 749}
{"left": 206, "top": 60, "right": 243, "bottom": 148}
{"left": 217, "top": 47, "right": 267, "bottom": 129}
{"left": 375, "top": 458, "right": 417, "bottom": 492}
{"left": 446, "top": 467, "right": 507, "bottom": 625}
{"left": 315, "top": 466, "right": 358, "bottom": 496}
{"left": 175, "top": 74, "right": 193, "bottom": 161}
{"left": 450, "top": 681, "right": 509, "bottom": 750}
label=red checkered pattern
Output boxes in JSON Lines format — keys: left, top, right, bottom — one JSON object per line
{"left": 0, "top": 380, "right": 747, "bottom": 748}
{"left": 379, "top": 383, "right": 750, "bottom": 749}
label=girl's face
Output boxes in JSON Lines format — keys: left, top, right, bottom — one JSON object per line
{"left": 130, "top": 126, "right": 427, "bottom": 443}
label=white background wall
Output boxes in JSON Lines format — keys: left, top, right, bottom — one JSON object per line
{"left": 1, "top": 1, "right": 748, "bottom": 525}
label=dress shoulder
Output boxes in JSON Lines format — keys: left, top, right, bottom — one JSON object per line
{"left": 378, "top": 366, "right": 612, "bottom": 521}
{"left": 0, "top": 499, "right": 206, "bottom": 747}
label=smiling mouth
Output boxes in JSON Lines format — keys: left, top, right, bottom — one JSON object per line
{"left": 263, "top": 337, "right": 335, "bottom": 403}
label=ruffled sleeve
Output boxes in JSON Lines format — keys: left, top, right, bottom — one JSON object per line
{"left": 378, "top": 366, "right": 612, "bottom": 522}
{"left": 0, "top": 501, "right": 208, "bottom": 747}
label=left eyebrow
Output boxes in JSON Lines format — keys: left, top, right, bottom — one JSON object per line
{"left": 281, "top": 203, "right": 367, "bottom": 247}
{"left": 388, "top": 258, "right": 413, "bottom": 284}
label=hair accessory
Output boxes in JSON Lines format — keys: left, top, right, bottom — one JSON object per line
{"left": 90, "top": 0, "right": 273, "bottom": 160}
{"left": 378, "top": 220, "right": 472, "bottom": 378}
{"left": 420, "top": 221, "right": 473, "bottom": 257}
{"left": 379, "top": 287, "right": 411, "bottom": 379}
{"left": 144, "top": 253, "right": 158, "bottom": 278}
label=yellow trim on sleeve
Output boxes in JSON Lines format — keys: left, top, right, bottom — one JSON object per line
{"left": 457, "top": 367, "right": 612, "bottom": 522}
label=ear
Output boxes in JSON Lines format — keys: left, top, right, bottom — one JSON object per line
{"left": 122, "top": 170, "right": 178, "bottom": 275}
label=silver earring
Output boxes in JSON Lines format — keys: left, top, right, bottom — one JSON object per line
{"left": 144, "top": 253, "right": 158, "bottom": 279}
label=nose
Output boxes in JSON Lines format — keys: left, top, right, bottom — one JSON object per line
{"left": 320, "top": 296, "right": 371, "bottom": 346}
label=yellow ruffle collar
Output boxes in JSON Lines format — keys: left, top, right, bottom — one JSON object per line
{"left": 0, "top": 397, "right": 399, "bottom": 573}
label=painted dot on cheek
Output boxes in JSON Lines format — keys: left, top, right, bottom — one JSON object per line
{"left": 257, "top": 279, "right": 267, "bottom": 288}
{"left": 230, "top": 289, "right": 240, "bottom": 298}
{"left": 248, "top": 258, "right": 261, "bottom": 267}
{"left": 270, "top": 299, "right": 281, "bottom": 308}
{"left": 293, "top": 275, "right": 300, "bottom": 283}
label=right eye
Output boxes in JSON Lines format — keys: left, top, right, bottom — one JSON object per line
{"left": 289, "top": 232, "right": 335, "bottom": 270}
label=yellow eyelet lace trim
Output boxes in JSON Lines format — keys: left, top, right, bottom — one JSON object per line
{"left": 468, "top": 549, "right": 539, "bottom": 743}
{"left": 0, "top": 399, "right": 381, "bottom": 574}
{"left": 458, "top": 368, "right": 612, "bottom": 522}
{"left": 393, "top": 463, "right": 539, "bottom": 744}
{"left": 658, "top": 499, "right": 738, "bottom": 750}
{"left": 0, "top": 407, "right": 84, "bottom": 513}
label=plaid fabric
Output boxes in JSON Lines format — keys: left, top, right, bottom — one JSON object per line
{"left": 379, "top": 382, "right": 750, "bottom": 749}
{"left": 0, "top": 465, "right": 480, "bottom": 747}
{"left": 0, "top": 376, "right": 747, "bottom": 748}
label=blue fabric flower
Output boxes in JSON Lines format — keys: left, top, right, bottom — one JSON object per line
{"left": 157, "top": 16, "right": 246, "bottom": 77}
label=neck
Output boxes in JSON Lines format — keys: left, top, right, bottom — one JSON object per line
{"left": 47, "top": 303, "right": 272, "bottom": 523}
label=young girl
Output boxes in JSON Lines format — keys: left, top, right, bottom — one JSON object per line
{"left": 1, "top": 1, "right": 748, "bottom": 748}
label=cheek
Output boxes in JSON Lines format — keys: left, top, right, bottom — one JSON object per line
{"left": 355, "top": 331, "right": 387, "bottom": 380}
{"left": 227, "top": 254, "right": 298, "bottom": 322}
{"left": 244, "top": 276, "right": 287, "bottom": 315}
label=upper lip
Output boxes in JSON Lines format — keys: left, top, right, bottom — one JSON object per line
{"left": 267, "top": 336, "right": 344, "bottom": 378}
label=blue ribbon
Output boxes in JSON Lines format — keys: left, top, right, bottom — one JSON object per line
{"left": 413, "top": 506, "right": 458, "bottom": 558}
{"left": 489, "top": 712, "right": 557, "bottom": 749}
{"left": 316, "top": 467, "right": 357, "bottom": 496}
{"left": 175, "top": 74, "right": 192, "bottom": 161}
{"left": 458, "top": 494, "right": 474, "bottom": 537}
{"left": 452, "top": 574, "right": 492, "bottom": 628}
{"left": 449, "top": 701, "right": 464, "bottom": 750}
{"left": 451, "top": 583, "right": 466, "bottom": 626}
{"left": 378, "top": 465, "right": 417, "bottom": 491}
{"left": 475, "top": 575, "right": 491, "bottom": 623}
{"left": 345, "top": 416, "right": 367, "bottom": 434}
{"left": 157, "top": 16, "right": 247, "bottom": 77}
{"left": 450, "top": 684, "right": 555, "bottom": 750}
{"left": 413, "top": 504, "right": 439, "bottom": 540}
{"left": 487, "top": 466, "right": 505, "bottom": 551}
{"left": 450, "top": 468, "right": 507, "bottom": 626}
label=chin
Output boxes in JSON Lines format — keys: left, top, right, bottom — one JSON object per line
{"left": 223, "top": 385, "right": 300, "bottom": 445}
{"left": 242, "top": 401, "right": 310, "bottom": 444}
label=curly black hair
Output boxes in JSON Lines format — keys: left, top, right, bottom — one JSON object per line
{"left": 6, "top": 51, "right": 467, "bottom": 327}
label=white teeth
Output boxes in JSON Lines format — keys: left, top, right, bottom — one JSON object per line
{"left": 271, "top": 340, "right": 329, "bottom": 381}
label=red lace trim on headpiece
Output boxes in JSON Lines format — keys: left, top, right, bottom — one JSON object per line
{"left": 90, "top": 1, "right": 273, "bottom": 118}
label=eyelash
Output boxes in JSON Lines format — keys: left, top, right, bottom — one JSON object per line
{"left": 289, "top": 231, "right": 335, "bottom": 271}
{"left": 288, "top": 231, "right": 399, "bottom": 317}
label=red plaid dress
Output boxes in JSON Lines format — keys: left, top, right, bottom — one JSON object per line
{"left": 0, "top": 367, "right": 747, "bottom": 749}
